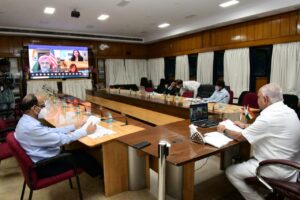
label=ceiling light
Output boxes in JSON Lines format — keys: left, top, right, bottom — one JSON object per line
{"left": 219, "top": 0, "right": 239, "bottom": 8}
{"left": 98, "top": 14, "right": 109, "bottom": 21}
{"left": 44, "top": 7, "right": 55, "bottom": 14}
{"left": 158, "top": 23, "right": 170, "bottom": 28}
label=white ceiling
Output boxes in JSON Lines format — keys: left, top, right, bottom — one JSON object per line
{"left": 0, "top": 0, "right": 299, "bottom": 43}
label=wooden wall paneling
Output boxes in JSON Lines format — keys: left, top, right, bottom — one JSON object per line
{"left": 240, "top": 22, "right": 248, "bottom": 42}
{"left": 0, "top": 36, "right": 12, "bottom": 55}
{"left": 271, "top": 15, "right": 281, "bottom": 37}
{"left": 262, "top": 19, "right": 272, "bottom": 39}
{"left": 229, "top": 24, "right": 241, "bottom": 43}
{"left": 280, "top": 13, "right": 291, "bottom": 36}
{"left": 289, "top": 11, "right": 298, "bottom": 35}
{"left": 297, "top": 10, "right": 300, "bottom": 34}
{"left": 97, "top": 42, "right": 125, "bottom": 58}
{"left": 246, "top": 21, "right": 255, "bottom": 41}
{"left": 202, "top": 31, "right": 211, "bottom": 47}
{"left": 123, "top": 43, "right": 147, "bottom": 58}
{"left": 254, "top": 19, "right": 264, "bottom": 40}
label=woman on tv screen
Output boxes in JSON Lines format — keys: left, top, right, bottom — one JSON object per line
{"left": 70, "top": 50, "right": 83, "bottom": 62}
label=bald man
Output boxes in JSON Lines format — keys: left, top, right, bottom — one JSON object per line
{"left": 15, "top": 94, "right": 101, "bottom": 178}
{"left": 217, "top": 83, "right": 300, "bottom": 200}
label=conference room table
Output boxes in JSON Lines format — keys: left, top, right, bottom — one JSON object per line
{"left": 42, "top": 99, "right": 150, "bottom": 196}
{"left": 117, "top": 119, "right": 249, "bottom": 200}
{"left": 85, "top": 89, "right": 258, "bottom": 199}
{"left": 86, "top": 89, "right": 259, "bottom": 126}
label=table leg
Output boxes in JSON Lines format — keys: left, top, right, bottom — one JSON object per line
{"left": 183, "top": 162, "right": 195, "bottom": 200}
{"left": 102, "top": 140, "right": 129, "bottom": 196}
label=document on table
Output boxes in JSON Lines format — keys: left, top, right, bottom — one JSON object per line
{"left": 203, "top": 132, "right": 233, "bottom": 148}
{"left": 79, "top": 115, "right": 115, "bottom": 139}
{"left": 219, "top": 119, "right": 243, "bottom": 132}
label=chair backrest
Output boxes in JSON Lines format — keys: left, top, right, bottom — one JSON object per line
{"left": 238, "top": 91, "right": 249, "bottom": 105}
{"left": 242, "top": 92, "right": 259, "bottom": 109}
{"left": 229, "top": 90, "right": 234, "bottom": 104}
{"left": 182, "top": 91, "right": 194, "bottom": 98}
{"left": 197, "top": 84, "right": 215, "bottom": 98}
{"left": 140, "top": 77, "right": 148, "bottom": 88}
{"left": 145, "top": 87, "right": 154, "bottom": 92}
{"left": 6, "top": 132, "right": 38, "bottom": 186}
{"left": 283, "top": 94, "right": 299, "bottom": 113}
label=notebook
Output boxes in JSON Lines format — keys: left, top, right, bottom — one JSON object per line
{"left": 190, "top": 103, "right": 218, "bottom": 128}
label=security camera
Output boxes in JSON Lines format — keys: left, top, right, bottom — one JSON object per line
{"left": 71, "top": 10, "right": 80, "bottom": 18}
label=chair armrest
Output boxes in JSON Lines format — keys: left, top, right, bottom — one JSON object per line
{"left": 33, "top": 152, "right": 75, "bottom": 169}
{"left": 259, "top": 159, "right": 300, "bottom": 171}
{"left": 256, "top": 159, "right": 300, "bottom": 192}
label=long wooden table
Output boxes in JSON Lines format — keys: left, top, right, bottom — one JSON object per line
{"left": 117, "top": 120, "right": 249, "bottom": 200}
{"left": 43, "top": 100, "right": 148, "bottom": 196}
{"left": 86, "top": 89, "right": 259, "bottom": 124}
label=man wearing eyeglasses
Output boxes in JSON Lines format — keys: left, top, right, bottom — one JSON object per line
{"left": 14, "top": 94, "right": 101, "bottom": 178}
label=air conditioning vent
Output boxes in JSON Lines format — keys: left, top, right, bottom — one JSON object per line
{"left": 0, "top": 27, "right": 143, "bottom": 43}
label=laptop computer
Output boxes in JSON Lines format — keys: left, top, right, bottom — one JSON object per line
{"left": 190, "top": 103, "right": 218, "bottom": 128}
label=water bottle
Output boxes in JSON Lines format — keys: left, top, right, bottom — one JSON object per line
{"left": 107, "top": 112, "right": 113, "bottom": 128}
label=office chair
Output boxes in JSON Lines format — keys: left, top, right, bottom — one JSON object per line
{"left": 283, "top": 94, "right": 299, "bottom": 118}
{"left": 6, "top": 132, "right": 84, "bottom": 200}
{"left": 238, "top": 91, "right": 249, "bottom": 105}
{"left": 182, "top": 91, "right": 194, "bottom": 98}
{"left": 245, "top": 159, "right": 300, "bottom": 200}
{"left": 242, "top": 92, "right": 259, "bottom": 109}
{"left": 0, "top": 119, "right": 15, "bottom": 166}
{"left": 228, "top": 90, "right": 234, "bottom": 104}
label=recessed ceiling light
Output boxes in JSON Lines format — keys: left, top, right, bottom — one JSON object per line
{"left": 97, "top": 14, "right": 109, "bottom": 21}
{"left": 158, "top": 23, "right": 170, "bottom": 28}
{"left": 219, "top": 0, "right": 239, "bottom": 8}
{"left": 44, "top": 7, "right": 55, "bottom": 14}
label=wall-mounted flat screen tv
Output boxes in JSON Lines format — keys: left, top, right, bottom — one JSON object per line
{"left": 28, "top": 44, "right": 89, "bottom": 79}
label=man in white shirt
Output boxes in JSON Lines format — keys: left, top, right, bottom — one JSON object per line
{"left": 217, "top": 83, "right": 300, "bottom": 200}
{"left": 176, "top": 80, "right": 200, "bottom": 98}
{"left": 203, "top": 80, "right": 230, "bottom": 103}
{"left": 15, "top": 94, "right": 101, "bottom": 178}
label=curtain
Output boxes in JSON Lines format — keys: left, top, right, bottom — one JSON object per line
{"left": 105, "top": 59, "right": 127, "bottom": 86}
{"left": 27, "top": 80, "right": 58, "bottom": 94}
{"left": 224, "top": 48, "right": 250, "bottom": 98}
{"left": 62, "top": 79, "right": 92, "bottom": 100}
{"left": 175, "top": 55, "right": 189, "bottom": 81}
{"left": 147, "top": 58, "right": 165, "bottom": 87}
{"left": 270, "top": 42, "right": 300, "bottom": 98}
{"left": 125, "top": 59, "right": 148, "bottom": 86}
{"left": 197, "top": 52, "right": 214, "bottom": 84}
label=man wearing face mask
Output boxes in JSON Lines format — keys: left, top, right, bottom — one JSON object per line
{"left": 14, "top": 94, "right": 102, "bottom": 178}
{"left": 203, "top": 80, "right": 229, "bottom": 103}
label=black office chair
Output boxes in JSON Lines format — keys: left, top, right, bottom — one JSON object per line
{"left": 283, "top": 94, "right": 299, "bottom": 118}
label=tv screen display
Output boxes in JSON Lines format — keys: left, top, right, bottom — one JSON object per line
{"left": 28, "top": 44, "right": 89, "bottom": 79}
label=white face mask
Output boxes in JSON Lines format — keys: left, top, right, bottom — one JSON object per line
{"left": 215, "top": 86, "right": 220, "bottom": 91}
{"left": 38, "top": 107, "right": 47, "bottom": 119}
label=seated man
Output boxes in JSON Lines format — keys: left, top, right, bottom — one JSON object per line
{"left": 217, "top": 83, "right": 300, "bottom": 200}
{"left": 203, "top": 80, "right": 229, "bottom": 103}
{"left": 166, "top": 80, "right": 180, "bottom": 95}
{"left": 176, "top": 80, "right": 201, "bottom": 98}
{"left": 15, "top": 94, "right": 101, "bottom": 178}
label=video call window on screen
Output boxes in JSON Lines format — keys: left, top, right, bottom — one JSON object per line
{"left": 28, "top": 44, "right": 89, "bottom": 79}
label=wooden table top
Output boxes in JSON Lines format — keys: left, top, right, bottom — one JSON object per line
{"left": 44, "top": 100, "right": 146, "bottom": 147}
{"left": 87, "top": 89, "right": 260, "bottom": 118}
{"left": 117, "top": 119, "right": 243, "bottom": 166}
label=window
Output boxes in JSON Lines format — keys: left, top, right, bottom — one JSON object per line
{"left": 213, "top": 50, "right": 225, "bottom": 83}
{"left": 249, "top": 45, "right": 272, "bottom": 92}
{"left": 188, "top": 54, "right": 197, "bottom": 80}
{"left": 164, "top": 57, "right": 175, "bottom": 84}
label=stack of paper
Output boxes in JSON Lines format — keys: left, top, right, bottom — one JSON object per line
{"left": 219, "top": 119, "right": 243, "bottom": 132}
{"left": 204, "top": 132, "right": 233, "bottom": 148}
{"left": 88, "top": 125, "right": 115, "bottom": 139}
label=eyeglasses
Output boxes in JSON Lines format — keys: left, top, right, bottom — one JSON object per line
{"left": 35, "top": 104, "right": 45, "bottom": 109}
